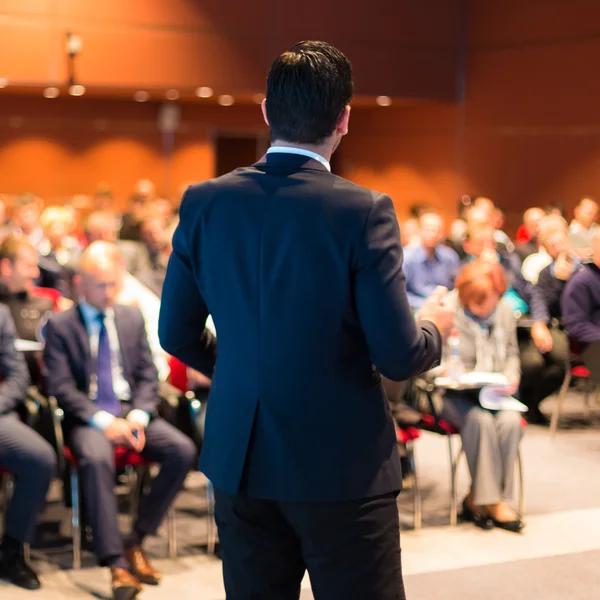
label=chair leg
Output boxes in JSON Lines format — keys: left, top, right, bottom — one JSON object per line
{"left": 71, "top": 468, "right": 82, "bottom": 570}
{"left": 1, "top": 473, "right": 12, "bottom": 521}
{"left": 206, "top": 480, "right": 217, "bottom": 555}
{"left": 583, "top": 380, "right": 592, "bottom": 421}
{"left": 517, "top": 447, "right": 525, "bottom": 517}
{"left": 408, "top": 441, "right": 422, "bottom": 530}
{"left": 448, "top": 435, "right": 458, "bottom": 526}
{"left": 167, "top": 505, "right": 177, "bottom": 559}
{"left": 127, "top": 466, "right": 140, "bottom": 523}
{"left": 550, "top": 370, "right": 571, "bottom": 437}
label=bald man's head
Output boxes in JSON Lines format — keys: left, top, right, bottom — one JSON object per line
{"left": 77, "top": 242, "right": 125, "bottom": 311}
{"left": 523, "top": 207, "right": 546, "bottom": 238}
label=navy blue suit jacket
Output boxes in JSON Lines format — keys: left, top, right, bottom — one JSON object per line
{"left": 159, "top": 152, "right": 441, "bottom": 501}
{"left": 44, "top": 304, "right": 159, "bottom": 427}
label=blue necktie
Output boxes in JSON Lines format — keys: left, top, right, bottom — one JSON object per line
{"left": 95, "top": 314, "right": 120, "bottom": 416}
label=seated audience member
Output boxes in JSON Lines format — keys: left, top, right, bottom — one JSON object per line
{"left": 562, "top": 232, "right": 600, "bottom": 347}
{"left": 43, "top": 242, "right": 196, "bottom": 600}
{"left": 403, "top": 210, "right": 459, "bottom": 309}
{"left": 138, "top": 219, "right": 177, "bottom": 298}
{"left": 437, "top": 261, "right": 524, "bottom": 532}
{"left": 463, "top": 224, "right": 563, "bottom": 423}
{"left": 449, "top": 196, "right": 473, "bottom": 246}
{"left": 125, "top": 212, "right": 168, "bottom": 279}
{"left": 83, "top": 213, "right": 170, "bottom": 379}
{"left": 516, "top": 208, "right": 545, "bottom": 261}
{"left": 400, "top": 217, "right": 420, "bottom": 248}
{"left": 120, "top": 180, "right": 156, "bottom": 242}
{"left": 491, "top": 206, "right": 514, "bottom": 253}
{"left": 568, "top": 196, "right": 599, "bottom": 259}
{"left": 10, "top": 193, "right": 44, "bottom": 248}
{"left": 0, "top": 236, "right": 57, "bottom": 384}
{"left": 545, "top": 202, "right": 567, "bottom": 218}
{"left": 521, "top": 215, "right": 568, "bottom": 284}
{"left": 38, "top": 206, "right": 81, "bottom": 299}
{"left": 0, "top": 306, "right": 55, "bottom": 590}
{"left": 537, "top": 227, "right": 579, "bottom": 321}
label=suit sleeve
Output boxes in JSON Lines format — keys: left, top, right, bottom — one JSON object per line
{"left": 158, "top": 193, "right": 218, "bottom": 376}
{"left": 511, "top": 257, "right": 549, "bottom": 323}
{"left": 562, "top": 277, "right": 600, "bottom": 343}
{"left": 354, "top": 195, "right": 442, "bottom": 381}
{"left": 130, "top": 310, "right": 160, "bottom": 415}
{"left": 43, "top": 317, "right": 99, "bottom": 424}
{"left": 0, "top": 308, "right": 30, "bottom": 415}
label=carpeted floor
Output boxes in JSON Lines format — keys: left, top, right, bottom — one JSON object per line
{"left": 2, "top": 389, "right": 600, "bottom": 599}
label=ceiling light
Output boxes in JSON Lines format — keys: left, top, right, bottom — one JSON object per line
{"left": 376, "top": 95, "right": 392, "bottom": 107}
{"left": 134, "top": 90, "right": 150, "bottom": 102}
{"left": 195, "top": 86, "right": 213, "bottom": 98}
{"left": 43, "top": 86, "right": 60, "bottom": 99}
{"left": 253, "top": 93, "right": 265, "bottom": 104}
{"left": 218, "top": 94, "right": 234, "bottom": 106}
{"left": 166, "top": 89, "right": 179, "bottom": 100}
{"left": 68, "top": 84, "right": 86, "bottom": 96}
{"left": 0, "top": 78, "right": 8, "bottom": 89}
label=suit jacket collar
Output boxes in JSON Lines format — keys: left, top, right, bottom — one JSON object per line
{"left": 73, "top": 303, "right": 133, "bottom": 383}
{"left": 254, "top": 152, "right": 331, "bottom": 174}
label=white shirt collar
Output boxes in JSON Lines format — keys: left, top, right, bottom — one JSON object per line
{"left": 267, "top": 146, "right": 331, "bottom": 171}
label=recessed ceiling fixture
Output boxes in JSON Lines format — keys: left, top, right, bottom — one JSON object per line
{"left": 0, "top": 78, "right": 8, "bottom": 88}
{"left": 376, "top": 95, "right": 392, "bottom": 107}
{"left": 166, "top": 89, "right": 180, "bottom": 100}
{"left": 195, "top": 86, "right": 214, "bottom": 98}
{"left": 218, "top": 95, "right": 234, "bottom": 106}
{"left": 134, "top": 90, "right": 150, "bottom": 102}
{"left": 43, "top": 87, "right": 60, "bottom": 99}
{"left": 68, "top": 84, "right": 86, "bottom": 96}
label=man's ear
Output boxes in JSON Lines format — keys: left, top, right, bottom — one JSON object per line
{"left": 261, "top": 99, "right": 270, "bottom": 126}
{"left": 336, "top": 105, "right": 351, "bottom": 136}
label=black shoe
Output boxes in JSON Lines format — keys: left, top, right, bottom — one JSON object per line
{"left": 490, "top": 516, "right": 525, "bottom": 533}
{"left": 0, "top": 544, "right": 41, "bottom": 590}
{"left": 527, "top": 408, "right": 549, "bottom": 426}
{"left": 461, "top": 498, "right": 494, "bottom": 530}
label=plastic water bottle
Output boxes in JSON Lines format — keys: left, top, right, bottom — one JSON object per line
{"left": 447, "top": 328, "right": 464, "bottom": 385}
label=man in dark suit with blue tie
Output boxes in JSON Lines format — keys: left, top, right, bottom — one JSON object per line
{"left": 44, "top": 242, "right": 196, "bottom": 600}
{"left": 159, "top": 41, "right": 453, "bottom": 599}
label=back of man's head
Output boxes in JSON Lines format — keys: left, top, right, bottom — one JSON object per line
{"left": 265, "top": 41, "right": 354, "bottom": 145}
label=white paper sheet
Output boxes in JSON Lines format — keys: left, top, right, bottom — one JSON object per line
{"left": 479, "top": 386, "right": 528, "bottom": 412}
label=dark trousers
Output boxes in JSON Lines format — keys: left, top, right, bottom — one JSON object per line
{"left": 214, "top": 488, "right": 405, "bottom": 600}
{"left": 67, "top": 417, "right": 196, "bottom": 564}
{"left": 519, "top": 327, "right": 568, "bottom": 411}
{"left": 0, "top": 412, "right": 56, "bottom": 543}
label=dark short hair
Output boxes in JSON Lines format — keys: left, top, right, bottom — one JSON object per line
{"left": 0, "top": 234, "right": 36, "bottom": 263}
{"left": 266, "top": 41, "right": 354, "bottom": 145}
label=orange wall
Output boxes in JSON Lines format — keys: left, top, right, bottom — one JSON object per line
{"left": 3, "top": 0, "right": 600, "bottom": 237}
{"left": 0, "top": 96, "right": 266, "bottom": 206}
{"left": 345, "top": 0, "right": 600, "bottom": 234}
{"left": 0, "top": 0, "right": 461, "bottom": 100}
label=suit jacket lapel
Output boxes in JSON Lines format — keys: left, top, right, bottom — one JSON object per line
{"left": 113, "top": 305, "right": 132, "bottom": 384}
{"left": 74, "top": 305, "right": 92, "bottom": 383}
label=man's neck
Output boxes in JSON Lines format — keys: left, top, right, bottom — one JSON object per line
{"left": 423, "top": 246, "right": 437, "bottom": 259}
{"left": 270, "top": 140, "right": 333, "bottom": 163}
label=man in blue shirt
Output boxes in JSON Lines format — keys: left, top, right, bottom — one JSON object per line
{"left": 404, "top": 210, "right": 460, "bottom": 309}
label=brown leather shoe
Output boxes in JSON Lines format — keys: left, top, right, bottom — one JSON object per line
{"left": 110, "top": 567, "right": 141, "bottom": 600}
{"left": 125, "top": 545, "right": 162, "bottom": 585}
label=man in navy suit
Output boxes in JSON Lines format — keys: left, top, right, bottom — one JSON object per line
{"left": 159, "top": 41, "right": 453, "bottom": 600}
{"left": 44, "top": 242, "right": 196, "bottom": 600}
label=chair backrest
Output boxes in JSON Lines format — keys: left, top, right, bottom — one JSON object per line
{"left": 31, "top": 286, "right": 61, "bottom": 312}
{"left": 169, "top": 356, "right": 188, "bottom": 392}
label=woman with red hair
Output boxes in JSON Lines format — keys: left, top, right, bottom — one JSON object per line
{"left": 440, "top": 260, "right": 524, "bottom": 533}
